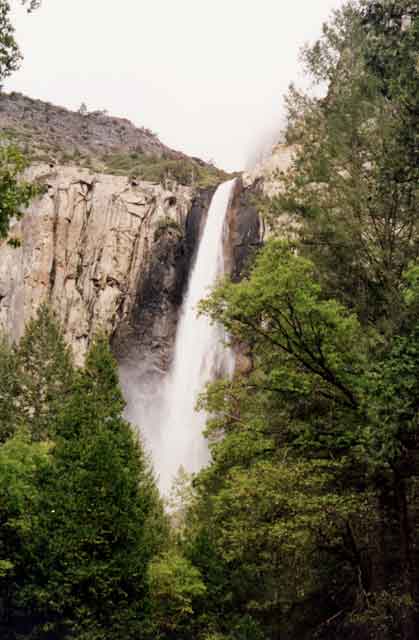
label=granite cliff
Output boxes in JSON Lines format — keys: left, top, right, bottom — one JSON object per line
{"left": 0, "top": 162, "right": 203, "bottom": 365}
{"left": 0, "top": 94, "right": 290, "bottom": 367}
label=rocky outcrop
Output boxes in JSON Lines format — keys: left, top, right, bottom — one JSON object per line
{"left": 222, "top": 144, "right": 296, "bottom": 281}
{"left": 0, "top": 93, "right": 228, "bottom": 188}
{"left": 0, "top": 163, "right": 198, "bottom": 365}
{"left": 243, "top": 143, "right": 295, "bottom": 197}
{"left": 238, "top": 143, "right": 299, "bottom": 242}
{"left": 0, "top": 95, "right": 294, "bottom": 371}
{"left": 113, "top": 186, "right": 216, "bottom": 368}
{"left": 224, "top": 177, "right": 262, "bottom": 281}
{"left": 0, "top": 92, "right": 183, "bottom": 161}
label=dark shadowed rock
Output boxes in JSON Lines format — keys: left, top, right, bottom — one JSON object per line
{"left": 225, "top": 177, "right": 262, "bottom": 281}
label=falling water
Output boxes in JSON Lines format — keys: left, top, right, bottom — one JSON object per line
{"left": 156, "top": 179, "right": 236, "bottom": 493}
{"left": 120, "top": 179, "right": 236, "bottom": 494}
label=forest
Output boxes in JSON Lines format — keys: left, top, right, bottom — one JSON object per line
{"left": 1, "top": 0, "right": 419, "bottom": 638}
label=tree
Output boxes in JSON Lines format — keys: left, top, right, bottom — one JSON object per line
{"left": 361, "top": 0, "right": 419, "bottom": 114}
{"left": 0, "top": 1, "right": 42, "bottom": 239}
{"left": 148, "top": 550, "right": 206, "bottom": 640}
{"left": 0, "top": 327, "right": 167, "bottom": 639}
{"left": 0, "top": 335, "right": 18, "bottom": 443}
{"left": 11, "top": 305, "right": 75, "bottom": 441}
{"left": 0, "top": 431, "right": 51, "bottom": 638}
{"left": 13, "top": 335, "right": 166, "bottom": 639}
{"left": 0, "top": 1, "right": 42, "bottom": 83}
{"left": 276, "top": 1, "right": 419, "bottom": 338}
{"left": 0, "top": 1, "right": 22, "bottom": 83}
{"left": 0, "top": 144, "right": 40, "bottom": 240}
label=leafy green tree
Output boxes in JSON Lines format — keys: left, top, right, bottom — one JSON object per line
{"left": 361, "top": 0, "right": 419, "bottom": 113}
{"left": 0, "top": 144, "right": 40, "bottom": 240}
{"left": 277, "top": 2, "right": 419, "bottom": 337}
{"left": 148, "top": 550, "right": 206, "bottom": 640}
{"left": 0, "top": 431, "right": 51, "bottom": 638}
{"left": 0, "top": 1, "right": 21, "bottom": 82}
{"left": 13, "top": 335, "right": 166, "bottom": 640}
{"left": 195, "top": 232, "right": 419, "bottom": 640}
{"left": 0, "top": 328, "right": 167, "bottom": 639}
{"left": 0, "top": 1, "right": 42, "bottom": 239}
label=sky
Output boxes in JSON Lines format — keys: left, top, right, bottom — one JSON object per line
{"left": 7, "top": 0, "right": 344, "bottom": 172}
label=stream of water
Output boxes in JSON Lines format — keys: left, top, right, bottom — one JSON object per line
{"left": 156, "top": 179, "right": 236, "bottom": 493}
{"left": 121, "top": 179, "right": 236, "bottom": 494}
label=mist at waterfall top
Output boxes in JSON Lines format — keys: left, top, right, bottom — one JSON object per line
{"left": 8, "top": 0, "right": 344, "bottom": 172}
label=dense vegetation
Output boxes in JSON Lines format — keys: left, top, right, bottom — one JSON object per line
{"left": 101, "top": 151, "right": 229, "bottom": 188}
{"left": 2, "top": 0, "right": 419, "bottom": 639}
{"left": 175, "top": 2, "right": 419, "bottom": 639}
{"left": 0, "top": 307, "right": 168, "bottom": 639}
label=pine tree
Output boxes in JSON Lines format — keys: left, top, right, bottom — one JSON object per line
{"left": 14, "top": 335, "right": 166, "bottom": 639}
{"left": 0, "top": 335, "right": 18, "bottom": 443}
{"left": 13, "top": 304, "right": 74, "bottom": 441}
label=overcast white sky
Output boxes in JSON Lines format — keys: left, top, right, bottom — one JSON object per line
{"left": 7, "top": 0, "right": 344, "bottom": 171}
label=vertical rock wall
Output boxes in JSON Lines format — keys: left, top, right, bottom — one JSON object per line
{"left": 0, "top": 163, "right": 196, "bottom": 364}
{"left": 0, "top": 164, "right": 269, "bottom": 372}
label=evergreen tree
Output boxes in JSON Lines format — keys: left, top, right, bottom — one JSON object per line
{"left": 14, "top": 335, "right": 166, "bottom": 639}
{"left": 0, "top": 431, "right": 51, "bottom": 638}
{"left": 0, "top": 330, "right": 167, "bottom": 639}
{"left": 13, "top": 304, "right": 74, "bottom": 441}
{"left": 0, "top": 335, "right": 18, "bottom": 443}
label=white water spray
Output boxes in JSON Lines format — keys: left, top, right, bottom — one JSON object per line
{"left": 120, "top": 180, "right": 236, "bottom": 494}
{"left": 157, "top": 179, "right": 236, "bottom": 493}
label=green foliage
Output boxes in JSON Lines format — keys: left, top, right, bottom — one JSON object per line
{"left": 0, "top": 334, "right": 18, "bottom": 443}
{"left": 0, "top": 4, "right": 45, "bottom": 240}
{"left": 102, "top": 151, "right": 229, "bottom": 188}
{"left": 0, "top": 306, "right": 74, "bottom": 444}
{"left": 0, "top": 1, "right": 21, "bottom": 83}
{"left": 13, "top": 304, "right": 74, "bottom": 441}
{"left": 0, "top": 431, "right": 51, "bottom": 581}
{"left": 178, "top": 4, "right": 419, "bottom": 639}
{"left": 0, "top": 143, "right": 40, "bottom": 239}
{"left": 148, "top": 550, "right": 206, "bottom": 639}
{"left": 278, "top": 2, "right": 419, "bottom": 336}
{"left": 361, "top": 0, "right": 419, "bottom": 113}
{"left": 0, "top": 322, "right": 167, "bottom": 639}
{"left": 201, "top": 240, "right": 369, "bottom": 437}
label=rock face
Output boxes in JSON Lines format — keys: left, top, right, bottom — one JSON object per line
{"left": 0, "top": 92, "right": 294, "bottom": 372}
{"left": 0, "top": 163, "right": 198, "bottom": 365}
{"left": 113, "top": 187, "right": 215, "bottom": 369}
{"left": 222, "top": 144, "right": 296, "bottom": 280}
{"left": 240, "top": 143, "right": 299, "bottom": 241}
{"left": 243, "top": 143, "right": 295, "bottom": 197}
{"left": 224, "top": 177, "right": 262, "bottom": 281}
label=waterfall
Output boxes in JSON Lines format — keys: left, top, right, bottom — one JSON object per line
{"left": 120, "top": 179, "right": 236, "bottom": 494}
{"left": 157, "top": 179, "right": 236, "bottom": 493}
